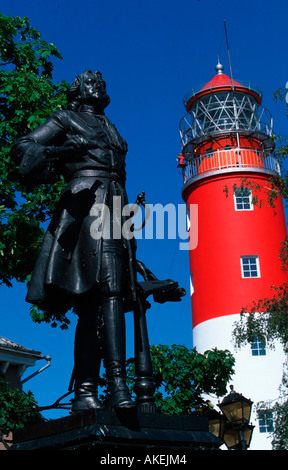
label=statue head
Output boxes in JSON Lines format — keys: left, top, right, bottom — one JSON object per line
{"left": 67, "top": 70, "right": 110, "bottom": 112}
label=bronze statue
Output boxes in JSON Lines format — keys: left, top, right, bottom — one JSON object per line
{"left": 12, "top": 70, "right": 185, "bottom": 413}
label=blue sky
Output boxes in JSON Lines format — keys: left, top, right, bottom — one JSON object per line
{"left": 1, "top": 0, "right": 288, "bottom": 419}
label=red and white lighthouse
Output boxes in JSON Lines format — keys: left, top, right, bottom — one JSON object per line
{"left": 179, "top": 62, "right": 288, "bottom": 449}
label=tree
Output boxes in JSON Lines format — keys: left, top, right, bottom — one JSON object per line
{"left": 269, "top": 363, "right": 288, "bottom": 450}
{"left": 0, "top": 377, "right": 44, "bottom": 449}
{"left": 0, "top": 14, "right": 68, "bottom": 294}
{"left": 126, "top": 344, "right": 235, "bottom": 415}
{"left": 233, "top": 284, "right": 288, "bottom": 351}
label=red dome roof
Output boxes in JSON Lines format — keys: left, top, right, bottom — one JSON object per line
{"left": 201, "top": 72, "right": 244, "bottom": 92}
{"left": 184, "top": 66, "right": 262, "bottom": 112}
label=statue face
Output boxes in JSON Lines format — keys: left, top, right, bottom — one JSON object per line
{"left": 81, "top": 72, "right": 110, "bottom": 110}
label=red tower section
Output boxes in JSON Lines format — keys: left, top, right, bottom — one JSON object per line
{"left": 179, "top": 63, "right": 288, "bottom": 331}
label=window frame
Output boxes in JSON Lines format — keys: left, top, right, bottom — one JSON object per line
{"left": 251, "top": 337, "right": 266, "bottom": 356}
{"left": 257, "top": 410, "right": 274, "bottom": 434}
{"left": 240, "top": 255, "right": 261, "bottom": 279}
{"left": 234, "top": 187, "right": 254, "bottom": 211}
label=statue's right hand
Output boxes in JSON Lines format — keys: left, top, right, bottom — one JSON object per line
{"left": 44, "top": 136, "right": 89, "bottom": 160}
{"left": 64, "top": 135, "right": 88, "bottom": 152}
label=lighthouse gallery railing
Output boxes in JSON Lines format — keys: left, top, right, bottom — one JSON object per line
{"left": 183, "top": 148, "right": 280, "bottom": 184}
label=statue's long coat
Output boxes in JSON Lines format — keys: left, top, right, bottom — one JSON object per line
{"left": 12, "top": 109, "right": 137, "bottom": 314}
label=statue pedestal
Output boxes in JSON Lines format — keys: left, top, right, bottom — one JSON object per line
{"left": 10, "top": 409, "right": 222, "bottom": 454}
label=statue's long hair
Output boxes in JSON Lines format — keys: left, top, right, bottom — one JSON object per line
{"left": 66, "top": 70, "right": 110, "bottom": 111}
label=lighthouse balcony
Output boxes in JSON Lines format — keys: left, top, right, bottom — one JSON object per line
{"left": 182, "top": 147, "right": 280, "bottom": 186}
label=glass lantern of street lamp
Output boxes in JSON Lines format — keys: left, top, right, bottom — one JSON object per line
{"left": 218, "top": 385, "right": 253, "bottom": 426}
{"left": 222, "top": 423, "right": 254, "bottom": 450}
{"left": 207, "top": 409, "right": 226, "bottom": 441}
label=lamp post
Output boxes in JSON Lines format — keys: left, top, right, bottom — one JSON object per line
{"left": 208, "top": 385, "right": 255, "bottom": 450}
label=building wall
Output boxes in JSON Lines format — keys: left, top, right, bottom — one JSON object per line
{"left": 4, "top": 364, "right": 23, "bottom": 389}
{"left": 194, "top": 314, "right": 285, "bottom": 450}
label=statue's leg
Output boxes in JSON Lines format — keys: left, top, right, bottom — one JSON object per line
{"left": 101, "top": 255, "right": 135, "bottom": 410}
{"left": 71, "top": 293, "right": 104, "bottom": 412}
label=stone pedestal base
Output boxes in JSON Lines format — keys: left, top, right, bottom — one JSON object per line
{"left": 10, "top": 409, "right": 222, "bottom": 455}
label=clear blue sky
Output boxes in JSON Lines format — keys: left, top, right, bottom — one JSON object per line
{"left": 1, "top": 0, "right": 288, "bottom": 419}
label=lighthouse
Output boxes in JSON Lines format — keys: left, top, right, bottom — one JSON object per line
{"left": 179, "top": 62, "right": 288, "bottom": 449}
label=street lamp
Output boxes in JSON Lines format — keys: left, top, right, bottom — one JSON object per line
{"left": 208, "top": 385, "right": 255, "bottom": 450}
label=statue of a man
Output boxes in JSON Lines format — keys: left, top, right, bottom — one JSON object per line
{"left": 12, "top": 70, "right": 140, "bottom": 412}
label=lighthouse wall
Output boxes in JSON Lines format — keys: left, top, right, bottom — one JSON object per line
{"left": 184, "top": 172, "right": 288, "bottom": 329}
{"left": 185, "top": 172, "right": 287, "bottom": 450}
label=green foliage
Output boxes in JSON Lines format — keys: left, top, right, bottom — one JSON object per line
{"left": 0, "top": 14, "right": 69, "bottom": 291}
{"left": 233, "top": 284, "right": 288, "bottom": 351}
{"left": 126, "top": 344, "right": 235, "bottom": 415}
{"left": 29, "top": 304, "right": 71, "bottom": 330}
{"left": 0, "top": 377, "right": 44, "bottom": 442}
{"left": 270, "top": 363, "right": 288, "bottom": 450}
{"left": 271, "top": 400, "right": 288, "bottom": 450}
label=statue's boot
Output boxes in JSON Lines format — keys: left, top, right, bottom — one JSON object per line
{"left": 71, "top": 309, "right": 104, "bottom": 412}
{"left": 72, "top": 380, "right": 103, "bottom": 412}
{"left": 103, "top": 297, "right": 135, "bottom": 410}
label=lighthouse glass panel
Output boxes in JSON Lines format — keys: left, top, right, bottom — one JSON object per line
{"left": 189, "top": 92, "right": 260, "bottom": 138}
{"left": 234, "top": 188, "right": 253, "bottom": 211}
{"left": 241, "top": 256, "right": 260, "bottom": 278}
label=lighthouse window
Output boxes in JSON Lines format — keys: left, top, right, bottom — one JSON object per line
{"left": 241, "top": 256, "right": 260, "bottom": 278}
{"left": 257, "top": 410, "right": 274, "bottom": 433}
{"left": 251, "top": 337, "right": 266, "bottom": 356}
{"left": 234, "top": 188, "right": 253, "bottom": 211}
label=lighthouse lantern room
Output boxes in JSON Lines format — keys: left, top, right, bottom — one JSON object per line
{"left": 179, "top": 63, "right": 288, "bottom": 450}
